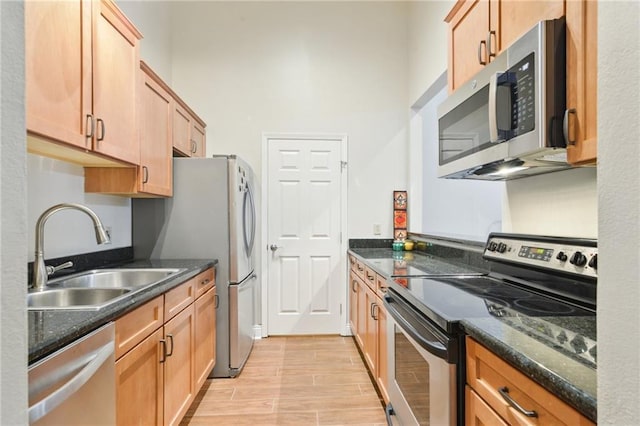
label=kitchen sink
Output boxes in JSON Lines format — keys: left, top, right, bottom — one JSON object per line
{"left": 28, "top": 268, "right": 186, "bottom": 310}
{"left": 27, "top": 288, "right": 132, "bottom": 310}
{"left": 48, "top": 268, "right": 184, "bottom": 289}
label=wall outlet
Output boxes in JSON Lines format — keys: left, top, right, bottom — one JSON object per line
{"left": 373, "top": 223, "right": 381, "bottom": 235}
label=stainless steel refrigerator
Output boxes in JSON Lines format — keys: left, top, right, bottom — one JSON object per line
{"left": 132, "top": 155, "right": 257, "bottom": 378}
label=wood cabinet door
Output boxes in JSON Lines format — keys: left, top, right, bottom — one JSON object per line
{"left": 498, "top": 0, "right": 564, "bottom": 53}
{"left": 376, "top": 300, "right": 389, "bottom": 404}
{"left": 25, "top": 0, "right": 92, "bottom": 150}
{"left": 363, "top": 286, "right": 378, "bottom": 376}
{"left": 116, "top": 327, "right": 164, "bottom": 426}
{"left": 349, "top": 270, "right": 359, "bottom": 339}
{"left": 164, "top": 305, "right": 196, "bottom": 426}
{"left": 447, "top": 0, "right": 490, "bottom": 92}
{"left": 91, "top": 0, "right": 140, "bottom": 164}
{"left": 466, "top": 386, "right": 509, "bottom": 426}
{"left": 192, "top": 121, "right": 206, "bottom": 157}
{"left": 356, "top": 277, "right": 367, "bottom": 349}
{"left": 140, "top": 66, "right": 173, "bottom": 196}
{"left": 173, "top": 102, "right": 192, "bottom": 157}
{"left": 194, "top": 286, "right": 216, "bottom": 391}
{"left": 566, "top": 0, "right": 597, "bottom": 165}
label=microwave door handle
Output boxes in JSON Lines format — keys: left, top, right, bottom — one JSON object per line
{"left": 489, "top": 73, "right": 500, "bottom": 142}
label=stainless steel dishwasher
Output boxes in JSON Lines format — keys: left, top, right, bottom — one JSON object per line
{"left": 28, "top": 322, "right": 115, "bottom": 425}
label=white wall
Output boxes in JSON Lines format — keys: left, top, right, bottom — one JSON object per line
{"left": 118, "top": 0, "right": 173, "bottom": 84}
{"left": 597, "top": 2, "right": 640, "bottom": 423}
{"left": 503, "top": 167, "right": 597, "bottom": 238}
{"left": 0, "top": 0, "right": 28, "bottom": 423}
{"left": 169, "top": 1, "right": 410, "bottom": 239}
{"left": 27, "top": 155, "right": 132, "bottom": 261}
{"left": 408, "top": 0, "right": 453, "bottom": 105}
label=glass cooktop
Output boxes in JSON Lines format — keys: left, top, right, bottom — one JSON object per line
{"left": 363, "top": 255, "right": 486, "bottom": 278}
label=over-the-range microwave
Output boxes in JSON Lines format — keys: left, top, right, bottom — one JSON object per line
{"left": 438, "top": 17, "right": 570, "bottom": 180}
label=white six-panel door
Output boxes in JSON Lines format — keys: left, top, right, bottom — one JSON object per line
{"left": 266, "top": 136, "right": 345, "bottom": 335}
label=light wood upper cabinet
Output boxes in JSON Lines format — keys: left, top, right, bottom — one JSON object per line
{"left": 84, "top": 62, "right": 174, "bottom": 197}
{"left": 192, "top": 121, "right": 207, "bottom": 157}
{"left": 445, "top": 0, "right": 564, "bottom": 93}
{"left": 566, "top": 0, "right": 597, "bottom": 165}
{"left": 173, "top": 102, "right": 193, "bottom": 157}
{"left": 26, "top": 0, "right": 142, "bottom": 166}
{"left": 173, "top": 101, "right": 207, "bottom": 158}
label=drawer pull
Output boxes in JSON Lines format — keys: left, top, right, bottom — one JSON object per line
{"left": 201, "top": 278, "right": 210, "bottom": 285}
{"left": 498, "top": 387, "right": 538, "bottom": 418}
{"left": 367, "top": 274, "right": 374, "bottom": 281}
{"left": 357, "top": 265, "right": 364, "bottom": 271}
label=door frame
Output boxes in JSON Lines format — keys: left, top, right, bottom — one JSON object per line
{"left": 260, "top": 133, "right": 349, "bottom": 337}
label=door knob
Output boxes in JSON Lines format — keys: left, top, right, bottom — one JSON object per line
{"left": 269, "top": 244, "right": 280, "bottom": 252}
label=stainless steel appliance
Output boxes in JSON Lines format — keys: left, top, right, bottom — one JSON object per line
{"left": 438, "top": 18, "right": 568, "bottom": 180}
{"left": 28, "top": 322, "right": 115, "bottom": 425}
{"left": 133, "top": 155, "right": 257, "bottom": 378}
{"left": 384, "top": 233, "right": 597, "bottom": 425}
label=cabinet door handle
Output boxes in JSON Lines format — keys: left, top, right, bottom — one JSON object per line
{"left": 352, "top": 279, "right": 357, "bottom": 293}
{"left": 159, "top": 339, "right": 167, "bottom": 363}
{"left": 214, "top": 294, "right": 220, "bottom": 308}
{"left": 142, "top": 166, "right": 149, "bottom": 184}
{"left": 191, "top": 140, "right": 197, "bottom": 153}
{"left": 563, "top": 108, "right": 577, "bottom": 146}
{"left": 478, "top": 40, "right": 487, "bottom": 65}
{"left": 85, "top": 114, "right": 95, "bottom": 139}
{"left": 372, "top": 303, "right": 379, "bottom": 320}
{"left": 166, "top": 334, "right": 174, "bottom": 357}
{"left": 487, "top": 30, "right": 497, "bottom": 58}
{"left": 498, "top": 387, "right": 538, "bottom": 417}
{"left": 96, "top": 118, "right": 106, "bottom": 141}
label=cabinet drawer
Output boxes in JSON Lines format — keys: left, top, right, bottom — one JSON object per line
{"left": 165, "top": 277, "right": 195, "bottom": 321}
{"left": 364, "top": 267, "right": 377, "bottom": 291}
{"left": 194, "top": 268, "right": 215, "bottom": 300}
{"left": 115, "top": 296, "right": 164, "bottom": 359}
{"left": 376, "top": 273, "right": 388, "bottom": 299}
{"left": 466, "top": 337, "right": 595, "bottom": 426}
{"left": 354, "top": 258, "right": 366, "bottom": 281}
{"left": 349, "top": 254, "right": 357, "bottom": 272}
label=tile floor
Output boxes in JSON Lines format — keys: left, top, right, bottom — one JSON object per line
{"left": 181, "top": 335, "right": 387, "bottom": 425}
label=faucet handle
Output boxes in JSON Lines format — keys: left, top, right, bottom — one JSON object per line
{"left": 45, "top": 261, "right": 74, "bottom": 276}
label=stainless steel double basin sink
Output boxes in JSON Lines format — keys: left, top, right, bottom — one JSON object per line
{"left": 28, "top": 268, "right": 185, "bottom": 310}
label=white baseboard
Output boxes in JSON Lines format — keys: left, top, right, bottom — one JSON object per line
{"left": 253, "top": 325, "right": 263, "bottom": 339}
{"left": 341, "top": 323, "right": 354, "bottom": 337}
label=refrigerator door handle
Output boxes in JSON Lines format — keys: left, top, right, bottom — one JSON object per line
{"left": 243, "top": 184, "right": 256, "bottom": 256}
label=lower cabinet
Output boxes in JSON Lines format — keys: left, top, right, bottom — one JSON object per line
{"left": 114, "top": 267, "right": 215, "bottom": 426}
{"left": 466, "top": 336, "right": 595, "bottom": 426}
{"left": 348, "top": 255, "right": 390, "bottom": 404}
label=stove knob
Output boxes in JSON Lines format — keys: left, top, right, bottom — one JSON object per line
{"left": 556, "top": 251, "right": 568, "bottom": 262}
{"left": 569, "top": 251, "right": 587, "bottom": 267}
{"left": 497, "top": 243, "right": 507, "bottom": 253}
{"left": 588, "top": 345, "right": 597, "bottom": 362}
{"left": 588, "top": 254, "right": 598, "bottom": 270}
{"left": 487, "top": 242, "right": 498, "bottom": 252}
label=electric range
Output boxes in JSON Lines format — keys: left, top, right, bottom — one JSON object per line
{"left": 384, "top": 233, "right": 597, "bottom": 425}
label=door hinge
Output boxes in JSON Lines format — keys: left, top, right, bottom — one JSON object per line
{"left": 340, "top": 161, "right": 347, "bottom": 171}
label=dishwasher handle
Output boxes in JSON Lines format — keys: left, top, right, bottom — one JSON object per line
{"left": 28, "top": 342, "right": 114, "bottom": 424}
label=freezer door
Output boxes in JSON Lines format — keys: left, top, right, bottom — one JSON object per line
{"left": 228, "top": 157, "right": 256, "bottom": 283}
{"left": 228, "top": 273, "right": 257, "bottom": 374}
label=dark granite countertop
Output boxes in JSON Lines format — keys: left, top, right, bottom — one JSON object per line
{"left": 29, "top": 259, "right": 216, "bottom": 364}
{"left": 348, "top": 242, "right": 596, "bottom": 422}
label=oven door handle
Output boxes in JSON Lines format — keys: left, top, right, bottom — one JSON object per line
{"left": 384, "top": 294, "right": 449, "bottom": 360}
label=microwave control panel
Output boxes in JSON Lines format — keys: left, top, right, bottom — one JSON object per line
{"left": 484, "top": 235, "right": 597, "bottom": 279}
{"left": 497, "top": 52, "right": 536, "bottom": 139}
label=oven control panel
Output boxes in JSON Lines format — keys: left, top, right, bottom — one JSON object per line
{"left": 484, "top": 235, "right": 597, "bottom": 279}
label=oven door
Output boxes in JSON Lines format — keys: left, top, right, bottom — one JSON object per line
{"left": 384, "top": 292, "right": 457, "bottom": 426}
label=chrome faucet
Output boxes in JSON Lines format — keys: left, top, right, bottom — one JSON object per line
{"left": 32, "top": 203, "right": 111, "bottom": 291}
